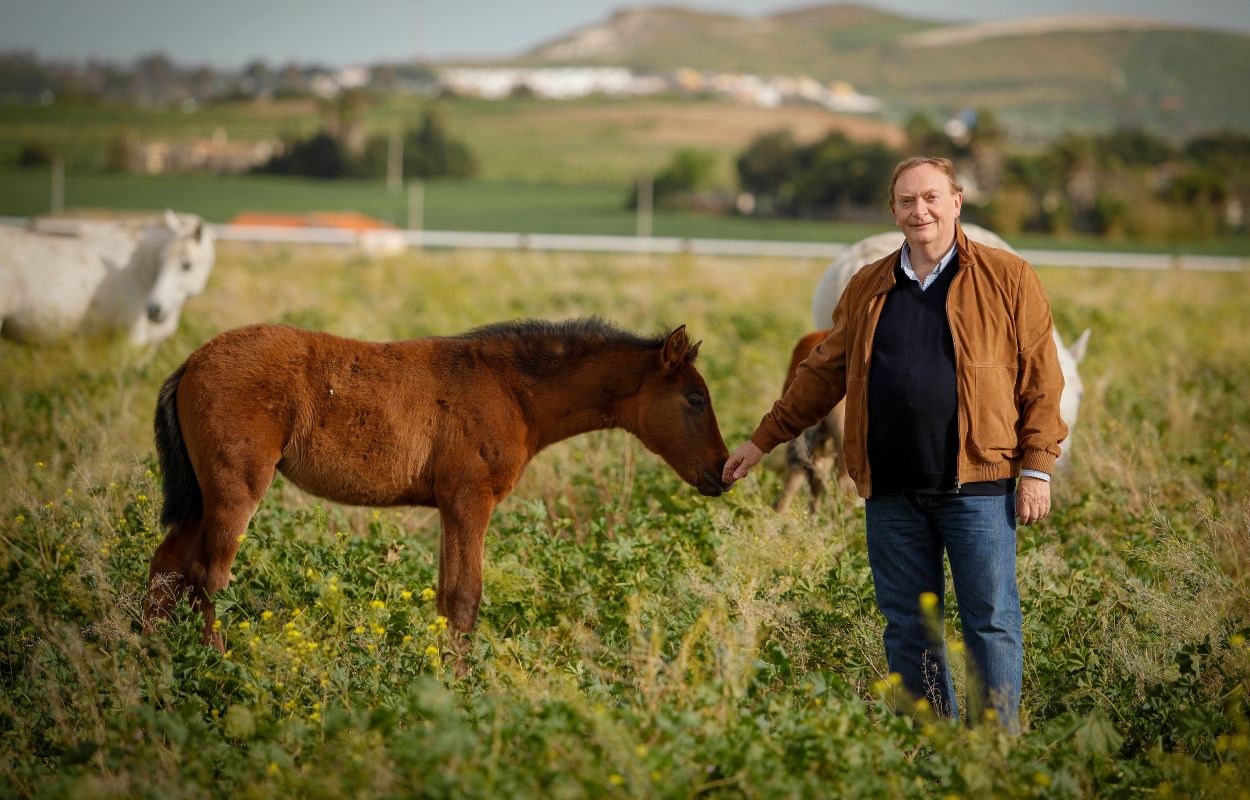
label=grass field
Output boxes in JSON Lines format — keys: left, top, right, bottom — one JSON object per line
{"left": 0, "top": 95, "right": 902, "bottom": 187}
{"left": 1, "top": 244, "right": 1248, "bottom": 798}
{"left": 3, "top": 96, "right": 1249, "bottom": 254}
{"left": 4, "top": 167, "right": 1249, "bottom": 256}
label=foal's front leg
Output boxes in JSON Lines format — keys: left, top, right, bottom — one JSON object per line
{"left": 435, "top": 490, "right": 496, "bottom": 633}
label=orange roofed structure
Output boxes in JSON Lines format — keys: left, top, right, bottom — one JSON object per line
{"left": 228, "top": 211, "right": 395, "bottom": 231}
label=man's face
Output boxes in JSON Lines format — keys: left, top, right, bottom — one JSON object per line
{"left": 891, "top": 164, "right": 963, "bottom": 252}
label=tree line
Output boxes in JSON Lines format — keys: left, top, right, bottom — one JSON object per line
{"left": 640, "top": 111, "right": 1249, "bottom": 241}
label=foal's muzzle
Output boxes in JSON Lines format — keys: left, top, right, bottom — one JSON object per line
{"left": 698, "top": 467, "right": 730, "bottom": 497}
{"left": 147, "top": 302, "right": 166, "bottom": 323}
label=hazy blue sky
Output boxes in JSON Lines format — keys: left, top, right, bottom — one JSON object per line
{"left": 3, "top": 0, "right": 1248, "bottom": 67}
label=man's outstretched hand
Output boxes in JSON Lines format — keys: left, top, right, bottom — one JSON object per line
{"left": 722, "top": 440, "right": 765, "bottom": 486}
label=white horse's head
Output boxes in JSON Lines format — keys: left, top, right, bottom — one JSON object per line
{"left": 146, "top": 210, "right": 215, "bottom": 325}
{"left": 1054, "top": 327, "right": 1091, "bottom": 465}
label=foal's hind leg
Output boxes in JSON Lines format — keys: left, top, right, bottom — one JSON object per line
{"left": 187, "top": 456, "right": 281, "bottom": 649}
{"left": 775, "top": 443, "right": 808, "bottom": 513}
{"left": 146, "top": 518, "right": 204, "bottom": 625}
{"left": 148, "top": 442, "right": 280, "bottom": 650}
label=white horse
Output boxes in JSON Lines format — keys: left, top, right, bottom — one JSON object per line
{"left": 777, "top": 224, "right": 1090, "bottom": 510}
{"left": 0, "top": 211, "right": 215, "bottom": 346}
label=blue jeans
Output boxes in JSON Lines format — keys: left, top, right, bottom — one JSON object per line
{"left": 865, "top": 491, "right": 1022, "bottom": 727}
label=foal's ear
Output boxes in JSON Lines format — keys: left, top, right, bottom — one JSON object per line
{"left": 661, "top": 325, "right": 691, "bottom": 371}
{"left": 163, "top": 209, "right": 180, "bottom": 230}
{"left": 193, "top": 220, "right": 207, "bottom": 243}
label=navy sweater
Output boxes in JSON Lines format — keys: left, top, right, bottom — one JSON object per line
{"left": 867, "top": 262, "right": 1010, "bottom": 495}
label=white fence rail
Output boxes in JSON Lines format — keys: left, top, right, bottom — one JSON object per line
{"left": 3, "top": 217, "right": 1247, "bottom": 272}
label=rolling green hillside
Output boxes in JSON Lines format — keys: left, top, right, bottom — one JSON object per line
{"left": 516, "top": 3, "right": 1250, "bottom": 137}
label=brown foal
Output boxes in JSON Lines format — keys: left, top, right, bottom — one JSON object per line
{"left": 145, "top": 318, "right": 730, "bottom": 648}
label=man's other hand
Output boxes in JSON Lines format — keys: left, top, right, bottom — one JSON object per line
{"left": 1016, "top": 476, "right": 1051, "bottom": 526}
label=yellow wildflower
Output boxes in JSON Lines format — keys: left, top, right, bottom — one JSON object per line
{"left": 370, "top": 599, "right": 385, "bottom": 610}
{"left": 919, "top": 592, "right": 938, "bottom": 611}
{"left": 354, "top": 626, "right": 365, "bottom": 635}
{"left": 425, "top": 645, "right": 439, "bottom": 657}
{"left": 267, "top": 762, "right": 280, "bottom": 776}
{"left": 261, "top": 610, "right": 273, "bottom": 621}
{"left": 609, "top": 774, "right": 624, "bottom": 786}
{"left": 420, "top": 587, "right": 436, "bottom": 602}
{"left": 400, "top": 590, "right": 413, "bottom": 601}
{"left": 238, "top": 621, "right": 250, "bottom": 631}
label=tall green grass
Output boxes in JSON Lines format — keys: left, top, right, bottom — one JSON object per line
{"left": 1, "top": 246, "right": 1247, "bottom": 797}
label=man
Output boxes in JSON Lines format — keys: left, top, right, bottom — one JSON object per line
{"left": 722, "top": 157, "right": 1066, "bottom": 727}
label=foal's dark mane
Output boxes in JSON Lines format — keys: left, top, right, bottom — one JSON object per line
{"left": 457, "top": 317, "right": 672, "bottom": 379}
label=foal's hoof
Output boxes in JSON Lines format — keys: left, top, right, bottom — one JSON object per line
{"left": 201, "top": 630, "right": 225, "bottom": 652}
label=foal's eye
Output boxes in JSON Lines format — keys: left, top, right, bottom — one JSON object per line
{"left": 181, "top": 260, "right": 192, "bottom": 272}
{"left": 686, "top": 392, "right": 705, "bottom": 410}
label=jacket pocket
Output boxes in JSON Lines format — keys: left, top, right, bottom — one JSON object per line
{"left": 969, "top": 365, "right": 1019, "bottom": 459}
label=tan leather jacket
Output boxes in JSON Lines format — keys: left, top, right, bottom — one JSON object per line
{"left": 750, "top": 224, "right": 1067, "bottom": 498}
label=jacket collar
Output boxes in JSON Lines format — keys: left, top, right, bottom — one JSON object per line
{"left": 871, "top": 222, "right": 974, "bottom": 297}
{"left": 954, "top": 222, "right": 977, "bottom": 271}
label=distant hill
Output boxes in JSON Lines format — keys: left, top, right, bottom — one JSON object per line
{"left": 513, "top": 3, "right": 1250, "bottom": 138}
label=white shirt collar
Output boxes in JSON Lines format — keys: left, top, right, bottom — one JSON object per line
{"left": 900, "top": 240, "right": 958, "bottom": 291}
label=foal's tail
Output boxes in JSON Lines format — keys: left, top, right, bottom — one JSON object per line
{"left": 154, "top": 362, "right": 202, "bottom": 527}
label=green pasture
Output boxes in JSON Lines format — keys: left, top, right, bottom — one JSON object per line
{"left": 0, "top": 95, "right": 760, "bottom": 186}
{"left": 1, "top": 243, "right": 1247, "bottom": 797}
{"left": 3, "top": 96, "right": 1249, "bottom": 253}
{"left": 4, "top": 167, "right": 1250, "bottom": 255}
{"left": 0, "top": 167, "right": 889, "bottom": 242}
